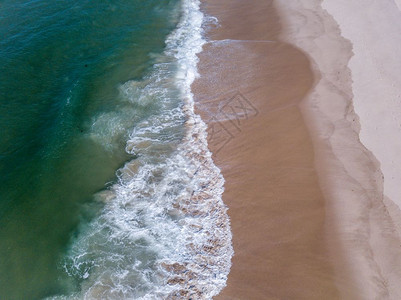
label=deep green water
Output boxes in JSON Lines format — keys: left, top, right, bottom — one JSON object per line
{"left": 0, "top": 1, "right": 179, "bottom": 298}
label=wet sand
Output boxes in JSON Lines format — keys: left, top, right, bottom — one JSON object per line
{"left": 193, "top": 0, "right": 338, "bottom": 298}
{"left": 193, "top": 0, "right": 401, "bottom": 299}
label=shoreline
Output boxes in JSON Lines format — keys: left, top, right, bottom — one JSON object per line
{"left": 194, "top": 0, "right": 401, "bottom": 298}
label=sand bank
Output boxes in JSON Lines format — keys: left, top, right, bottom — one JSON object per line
{"left": 194, "top": 0, "right": 401, "bottom": 298}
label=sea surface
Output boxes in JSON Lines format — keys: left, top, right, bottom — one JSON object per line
{"left": 0, "top": 0, "right": 232, "bottom": 299}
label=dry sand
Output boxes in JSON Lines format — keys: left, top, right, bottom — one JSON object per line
{"left": 322, "top": 0, "right": 401, "bottom": 254}
{"left": 277, "top": 0, "right": 401, "bottom": 298}
{"left": 322, "top": 0, "right": 401, "bottom": 212}
{"left": 193, "top": 0, "right": 401, "bottom": 299}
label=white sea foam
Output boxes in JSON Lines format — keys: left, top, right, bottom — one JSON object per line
{"left": 58, "top": 0, "right": 232, "bottom": 299}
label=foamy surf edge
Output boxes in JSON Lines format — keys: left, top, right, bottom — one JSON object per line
{"left": 152, "top": 0, "right": 233, "bottom": 297}
{"left": 50, "top": 1, "right": 233, "bottom": 299}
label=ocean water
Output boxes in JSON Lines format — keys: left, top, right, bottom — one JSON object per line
{"left": 0, "top": 0, "right": 232, "bottom": 299}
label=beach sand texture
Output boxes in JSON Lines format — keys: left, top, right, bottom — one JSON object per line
{"left": 193, "top": 0, "right": 401, "bottom": 299}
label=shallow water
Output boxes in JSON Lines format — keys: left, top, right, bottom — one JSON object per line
{"left": 0, "top": 0, "right": 232, "bottom": 299}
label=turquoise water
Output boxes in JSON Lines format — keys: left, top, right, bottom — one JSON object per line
{"left": 0, "top": 1, "right": 179, "bottom": 298}
{"left": 0, "top": 0, "right": 232, "bottom": 299}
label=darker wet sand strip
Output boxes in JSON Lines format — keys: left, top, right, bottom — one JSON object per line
{"left": 193, "top": 0, "right": 340, "bottom": 299}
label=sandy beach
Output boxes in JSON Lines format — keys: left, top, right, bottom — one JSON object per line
{"left": 193, "top": 0, "right": 401, "bottom": 299}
